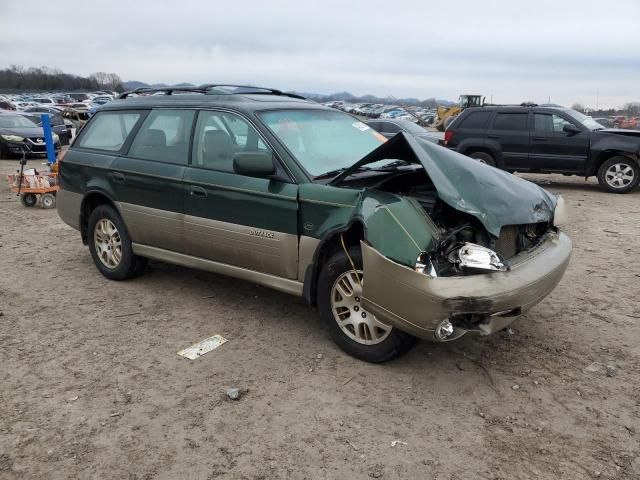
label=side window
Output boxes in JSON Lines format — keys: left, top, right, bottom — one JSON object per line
{"left": 492, "top": 113, "right": 528, "bottom": 131}
{"left": 534, "top": 113, "right": 577, "bottom": 133}
{"left": 192, "top": 111, "right": 270, "bottom": 172}
{"left": 128, "top": 109, "right": 195, "bottom": 164}
{"left": 77, "top": 111, "right": 141, "bottom": 151}
{"left": 458, "top": 111, "right": 492, "bottom": 129}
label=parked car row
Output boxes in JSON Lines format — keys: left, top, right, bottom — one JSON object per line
{"left": 0, "top": 92, "right": 99, "bottom": 149}
{"left": 323, "top": 101, "right": 436, "bottom": 125}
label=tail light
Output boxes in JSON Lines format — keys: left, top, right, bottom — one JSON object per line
{"left": 444, "top": 130, "right": 453, "bottom": 146}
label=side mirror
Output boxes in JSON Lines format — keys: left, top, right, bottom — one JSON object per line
{"left": 233, "top": 151, "right": 276, "bottom": 177}
{"left": 562, "top": 123, "right": 581, "bottom": 135}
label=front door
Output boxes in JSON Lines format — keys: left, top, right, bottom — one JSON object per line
{"left": 183, "top": 110, "right": 299, "bottom": 279}
{"left": 529, "top": 112, "right": 589, "bottom": 173}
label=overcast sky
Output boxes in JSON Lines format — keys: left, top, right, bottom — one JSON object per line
{"left": 1, "top": 0, "right": 639, "bottom": 108}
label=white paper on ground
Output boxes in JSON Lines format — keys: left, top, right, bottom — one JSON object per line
{"left": 177, "top": 334, "right": 228, "bottom": 360}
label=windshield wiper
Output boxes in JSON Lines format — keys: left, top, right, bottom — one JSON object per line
{"left": 314, "top": 167, "right": 347, "bottom": 180}
{"left": 314, "top": 166, "right": 370, "bottom": 180}
{"left": 372, "top": 159, "right": 413, "bottom": 170}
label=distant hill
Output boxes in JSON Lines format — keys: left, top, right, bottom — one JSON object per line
{"left": 122, "top": 80, "right": 455, "bottom": 106}
{"left": 122, "top": 80, "right": 196, "bottom": 90}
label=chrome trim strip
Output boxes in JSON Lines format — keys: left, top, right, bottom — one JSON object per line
{"left": 132, "top": 243, "right": 304, "bottom": 296}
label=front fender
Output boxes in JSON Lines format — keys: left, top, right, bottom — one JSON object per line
{"left": 299, "top": 183, "right": 438, "bottom": 268}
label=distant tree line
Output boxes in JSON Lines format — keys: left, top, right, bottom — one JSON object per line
{"left": 0, "top": 66, "right": 124, "bottom": 92}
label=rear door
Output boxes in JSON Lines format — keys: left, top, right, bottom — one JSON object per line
{"left": 183, "top": 110, "right": 299, "bottom": 279}
{"left": 528, "top": 111, "right": 589, "bottom": 173}
{"left": 487, "top": 110, "right": 530, "bottom": 170}
{"left": 112, "top": 109, "right": 195, "bottom": 252}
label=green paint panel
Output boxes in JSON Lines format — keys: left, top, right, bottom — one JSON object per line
{"left": 184, "top": 167, "right": 299, "bottom": 234}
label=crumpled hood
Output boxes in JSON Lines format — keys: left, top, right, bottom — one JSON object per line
{"left": 332, "top": 132, "right": 557, "bottom": 237}
{"left": 598, "top": 128, "right": 640, "bottom": 138}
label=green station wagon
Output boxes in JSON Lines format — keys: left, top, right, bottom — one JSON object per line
{"left": 57, "top": 85, "right": 572, "bottom": 362}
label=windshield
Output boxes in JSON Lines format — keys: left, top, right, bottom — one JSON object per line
{"left": 0, "top": 115, "right": 39, "bottom": 128}
{"left": 566, "top": 109, "right": 605, "bottom": 130}
{"left": 259, "top": 109, "right": 386, "bottom": 176}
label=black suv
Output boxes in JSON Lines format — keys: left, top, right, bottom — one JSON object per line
{"left": 444, "top": 105, "right": 640, "bottom": 193}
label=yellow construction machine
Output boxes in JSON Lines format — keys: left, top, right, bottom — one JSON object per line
{"left": 433, "top": 94, "right": 485, "bottom": 131}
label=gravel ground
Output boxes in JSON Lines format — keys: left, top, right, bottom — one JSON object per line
{"left": 0, "top": 158, "right": 639, "bottom": 480}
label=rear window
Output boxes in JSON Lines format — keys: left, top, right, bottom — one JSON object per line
{"left": 457, "top": 110, "right": 492, "bottom": 129}
{"left": 77, "top": 111, "right": 141, "bottom": 151}
{"left": 492, "top": 112, "right": 528, "bottom": 131}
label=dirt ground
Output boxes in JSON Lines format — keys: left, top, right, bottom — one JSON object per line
{"left": 0, "top": 158, "right": 638, "bottom": 480}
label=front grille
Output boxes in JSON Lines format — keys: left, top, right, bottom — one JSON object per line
{"left": 25, "top": 138, "right": 47, "bottom": 153}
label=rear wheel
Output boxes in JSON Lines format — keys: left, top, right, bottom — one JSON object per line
{"left": 87, "top": 205, "right": 142, "bottom": 280}
{"left": 597, "top": 156, "right": 639, "bottom": 193}
{"left": 468, "top": 151, "right": 496, "bottom": 167}
{"left": 317, "top": 246, "right": 416, "bottom": 362}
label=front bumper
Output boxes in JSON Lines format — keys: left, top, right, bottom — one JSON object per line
{"left": 360, "top": 231, "right": 572, "bottom": 341}
{"left": 3, "top": 139, "right": 60, "bottom": 155}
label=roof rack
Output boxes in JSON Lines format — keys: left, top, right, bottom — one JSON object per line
{"left": 118, "top": 84, "right": 306, "bottom": 100}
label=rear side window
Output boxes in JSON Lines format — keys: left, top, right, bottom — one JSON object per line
{"left": 128, "top": 109, "right": 195, "bottom": 164}
{"left": 77, "top": 111, "right": 141, "bottom": 151}
{"left": 492, "top": 112, "right": 528, "bottom": 131}
{"left": 457, "top": 111, "right": 491, "bottom": 129}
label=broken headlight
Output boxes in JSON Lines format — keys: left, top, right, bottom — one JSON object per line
{"left": 456, "top": 243, "right": 507, "bottom": 272}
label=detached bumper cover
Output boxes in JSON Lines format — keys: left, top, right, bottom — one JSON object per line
{"left": 360, "top": 231, "right": 572, "bottom": 340}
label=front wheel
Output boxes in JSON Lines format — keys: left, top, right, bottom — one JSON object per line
{"left": 317, "top": 245, "right": 416, "bottom": 363}
{"left": 597, "top": 156, "right": 640, "bottom": 193}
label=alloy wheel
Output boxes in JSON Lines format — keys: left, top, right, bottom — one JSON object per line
{"left": 330, "top": 270, "right": 392, "bottom": 345}
{"left": 94, "top": 218, "right": 122, "bottom": 268}
{"left": 605, "top": 162, "right": 635, "bottom": 189}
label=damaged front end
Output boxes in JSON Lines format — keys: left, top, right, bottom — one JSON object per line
{"left": 332, "top": 132, "right": 572, "bottom": 341}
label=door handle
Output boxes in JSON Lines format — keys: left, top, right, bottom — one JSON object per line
{"left": 532, "top": 137, "right": 547, "bottom": 141}
{"left": 113, "top": 172, "right": 125, "bottom": 183}
{"left": 190, "top": 186, "right": 207, "bottom": 197}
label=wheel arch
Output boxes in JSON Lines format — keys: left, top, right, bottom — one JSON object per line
{"left": 302, "top": 220, "right": 366, "bottom": 306}
{"left": 590, "top": 150, "right": 638, "bottom": 177}
{"left": 79, "top": 190, "right": 120, "bottom": 244}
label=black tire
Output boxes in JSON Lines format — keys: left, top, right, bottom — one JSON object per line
{"left": 317, "top": 246, "right": 417, "bottom": 363}
{"left": 40, "top": 193, "right": 56, "bottom": 209}
{"left": 468, "top": 151, "right": 496, "bottom": 167}
{"left": 20, "top": 193, "right": 37, "bottom": 207}
{"left": 597, "top": 156, "right": 640, "bottom": 194}
{"left": 87, "top": 204, "right": 140, "bottom": 280}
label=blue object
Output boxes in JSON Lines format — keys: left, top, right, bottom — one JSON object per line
{"left": 40, "top": 113, "right": 56, "bottom": 164}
